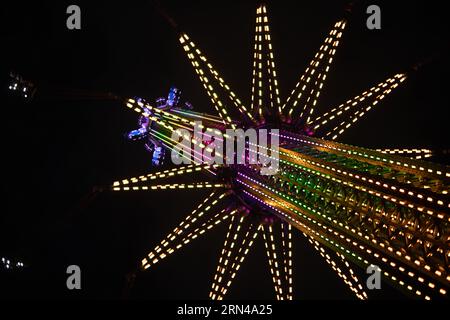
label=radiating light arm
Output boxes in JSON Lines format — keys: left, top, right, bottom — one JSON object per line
{"left": 324, "top": 74, "right": 407, "bottom": 140}
{"left": 262, "top": 224, "right": 292, "bottom": 300}
{"left": 141, "top": 192, "right": 232, "bottom": 270}
{"left": 177, "top": 208, "right": 234, "bottom": 251}
{"left": 305, "top": 234, "right": 368, "bottom": 300}
{"left": 250, "top": 6, "right": 264, "bottom": 117}
{"left": 144, "top": 208, "right": 233, "bottom": 269}
{"left": 262, "top": 232, "right": 282, "bottom": 300}
{"left": 180, "top": 35, "right": 256, "bottom": 124}
{"left": 143, "top": 191, "right": 219, "bottom": 267}
{"left": 376, "top": 148, "right": 433, "bottom": 160}
{"left": 210, "top": 218, "right": 261, "bottom": 300}
{"left": 179, "top": 34, "right": 236, "bottom": 128}
{"left": 284, "top": 20, "right": 347, "bottom": 121}
{"left": 311, "top": 73, "right": 406, "bottom": 131}
{"left": 299, "top": 20, "right": 346, "bottom": 124}
{"left": 280, "top": 223, "right": 293, "bottom": 299}
{"left": 112, "top": 182, "right": 229, "bottom": 192}
{"left": 112, "top": 164, "right": 219, "bottom": 188}
{"left": 250, "top": 4, "right": 282, "bottom": 118}
{"left": 209, "top": 215, "right": 243, "bottom": 300}
{"left": 261, "top": 5, "right": 282, "bottom": 115}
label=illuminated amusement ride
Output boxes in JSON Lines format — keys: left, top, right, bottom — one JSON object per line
{"left": 109, "top": 4, "right": 450, "bottom": 300}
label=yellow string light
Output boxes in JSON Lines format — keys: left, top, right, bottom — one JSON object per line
{"left": 210, "top": 220, "right": 261, "bottom": 300}
{"left": 324, "top": 74, "right": 407, "bottom": 140}
{"left": 143, "top": 202, "right": 235, "bottom": 270}
{"left": 113, "top": 182, "right": 229, "bottom": 192}
{"left": 305, "top": 234, "right": 368, "bottom": 300}
{"left": 376, "top": 148, "right": 434, "bottom": 160}
{"left": 179, "top": 34, "right": 236, "bottom": 128}
{"left": 180, "top": 35, "right": 256, "bottom": 123}
{"left": 284, "top": 20, "right": 347, "bottom": 121}
{"left": 311, "top": 75, "right": 399, "bottom": 130}
{"left": 112, "top": 164, "right": 219, "bottom": 187}
{"left": 262, "top": 224, "right": 291, "bottom": 300}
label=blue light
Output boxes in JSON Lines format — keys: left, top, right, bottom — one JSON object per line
{"left": 167, "top": 86, "right": 181, "bottom": 107}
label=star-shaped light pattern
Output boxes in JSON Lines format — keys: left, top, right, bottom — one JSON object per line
{"left": 112, "top": 4, "right": 449, "bottom": 300}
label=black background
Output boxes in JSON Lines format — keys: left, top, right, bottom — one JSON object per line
{"left": 0, "top": 0, "right": 448, "bottom": 300}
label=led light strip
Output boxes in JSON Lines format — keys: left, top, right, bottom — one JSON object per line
{"left": 210, "top": 218, "right": 261, "bottom": 300}
{"left": 180, "top": 35, "right": 256, "bottom": 123}
{"left": 214, "top": 224, "right": 262, "bottom": 300}
{"left": 274, "top": 161, "right": 450, "bottom": 286}
{"left": 210, "top": 215, "right": 242, "bottom": 299}
{"left": 251, "top": 6, "right": 264, "bottom": 117}
{"left": 179, "top": 34, "right": 236, "bottom": 128}
{"left": 273, "top": 132, "right": 449, "bottom": 182}
{"left": 113, "top": 164, "right": 219, "bottom": 187}
{"left": 238, "top": 175, "right": 447, "bottom": 297}
{"left": 284, "top": 20, "right": 346, "bottom": 117}
{"left": 270, "top": 135, "right": 449, "bottom": 210}
{"left": 126, "top": 99, "right": 210, "bottom": 152}
{"left": 148, "top": 129, "right": 209, "bottom": 165}
{"left": 279, "top": 146, "right": 449, "bottom": 217}
{"left": 376, "top": 148, "right": 434, "bottom": 160}
{"left": 299, "top": 21, "right": 346, "bottom": 124}
{"left": 311, "top": 74, "right": 403, "bottom": 130}
{"left": 260, "top": 5, "right": 282, "bottom": 115}
{"left": 280, "top": 223, "right": 293, "bottom": 299}
{"left": 239, "top": 182, "right": 436, "bottom": 299}
{"left": 113, "top": 182, "right": 228, "bottom": 192}
{"left": 305, "top": 234, "right": 368, "bottom": 300}
{"left": 262, "top": 227, "right": 282, "bottom": 300}
{"left": 250, "top": 139, "right": 448, "bottom": 220}
{"left": 262, "top": 224, "right": 290, "bottom": 300}
{"left": 171, "top": 108, "right": 224, "bottom": 124}
{"left": 143, "top": 207, "right": 236, "bottom": 269}
{"left": 211, "top": 216, "right": 248, "bottom": 299}
{"left": 325, "top": 75, "right": 407, "bottom": 140}
{"left": 143, "top": 191, "right": 224, "bottom": 268}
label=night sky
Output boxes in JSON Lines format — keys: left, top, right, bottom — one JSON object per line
{"left": 0, "top": 0, "right": 448, "bottom": 300}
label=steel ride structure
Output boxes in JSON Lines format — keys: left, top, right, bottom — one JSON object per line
{"left": 112, "top": 3, "right": 449, "bottom": 300}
